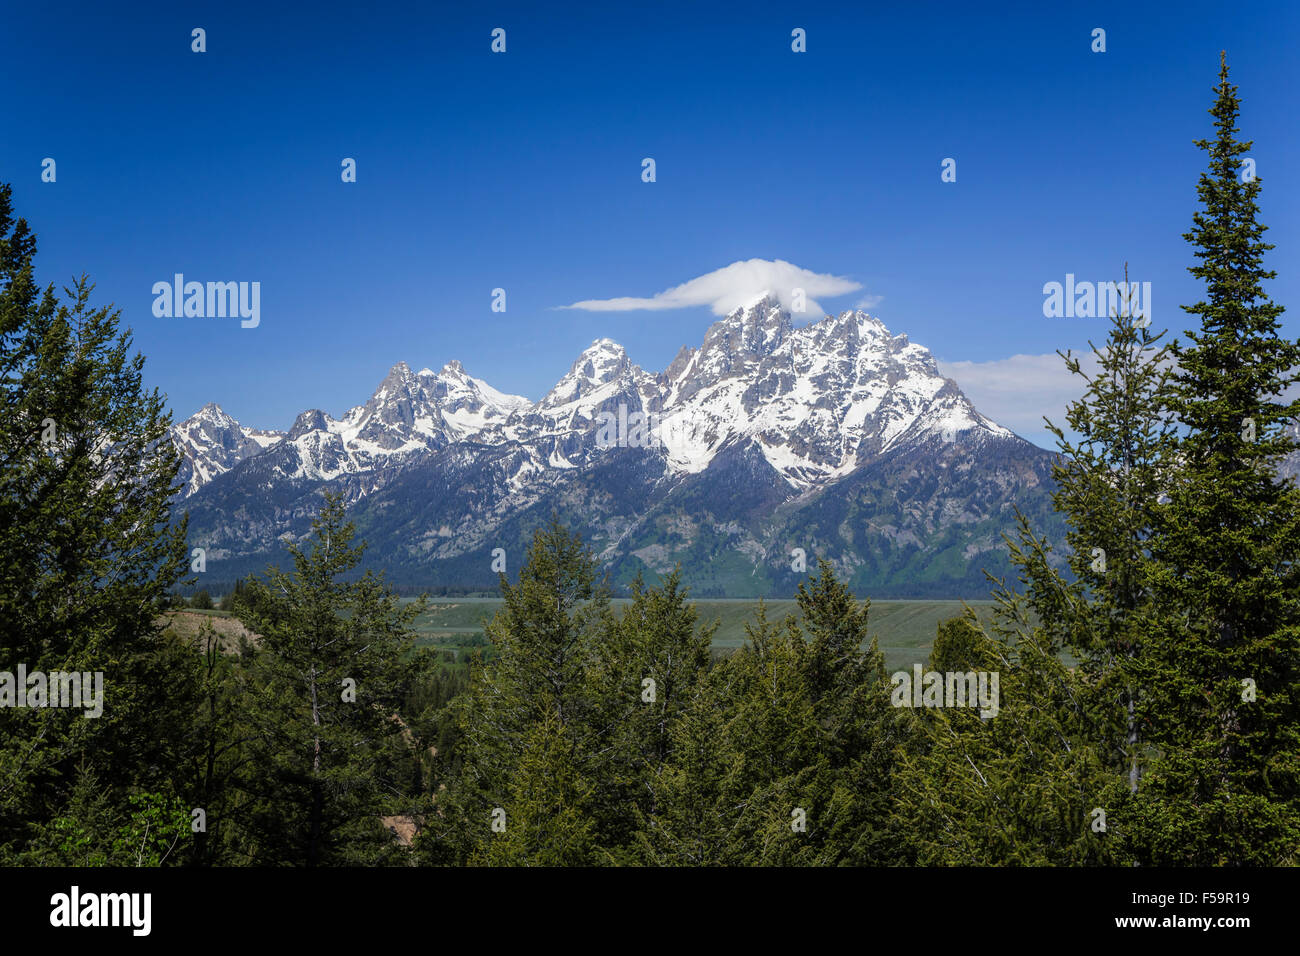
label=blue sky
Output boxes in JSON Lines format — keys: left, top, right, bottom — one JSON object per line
{"left": 2, "top": 0, "right": 1296, "bottom": 448}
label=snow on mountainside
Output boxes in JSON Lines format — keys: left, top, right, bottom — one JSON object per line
{"left": 174, "top": 301, "right": 1065, "bottom": 596}
{"left": 656, "top": 292, "right": 1013, "bottom": 485}
{"left": 173, "top": 299, "right": 1300, "bottom": 596}
{"left": 174, "top": 296, "right": 1014, "bottom": 498}
{"left": 171, "top": 362, "right": 530, "bottom": 494}
{"left": 171, "top": 403, "right": 284, "bottom": 496}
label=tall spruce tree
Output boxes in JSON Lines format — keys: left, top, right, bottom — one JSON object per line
{"left": 235, "top": 491, "right": 426, "bottom": 866}
{"left": 1044, "top": 268, "right": 1179, "bottom": 833}
{"left": 642, "top": 565, "right": 913, "bottom": 865}
{"left": 587, "top": 568, "right": 715, "bottom": 860}
{"left": 892, "top": 270, "right": 1172, "bottom": 865}
{"left": 792, "top": 561, "right": 915, "bottom": 864}
{"left": 1129, "top": 54, "right": 1300, "bottom": 864}
{"left": 892, "top": 584, "right": 1118, "bottom": 865}
{"left": 420, "top": 520, "right": 614, "bottom": 865}
{"left": 0, "top": 183, "right": 194, "bottom": 860}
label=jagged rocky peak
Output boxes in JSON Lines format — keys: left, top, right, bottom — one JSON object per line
{"left": 287, "top": 408, "right": 330, "bottom": 440}
{"left": 667, "top": 292, "right": 794, "bottom": 403}
{"left": 702, "top": 290, "right": 792, "bottom": 358}
{"left": 431, "top": 359, "right": 531, "bottom": 416}
{"left": 541, "top": 339, "right": 634, "bottom": 408}
{"left": 194, "top": 400, "right": 237, "bottom": 423}
{"left": 176, "top": 403, "right": 250, "bottom": 442}
{"left": 374, "top": 360, "right": 421, "bottom": 395}
{"left": 429, "top": 360, "right": 481, "bottom": 399}
{"left": 358, "top": 361, "right": 426, "bottom": 426}
{"left": 173, "top": 296, "right": 1030, "bottom": 501}
{"left": 664, "top": 343, "right": 695, "bottom": 380}
{"left": 171, "top": 402, "right": 286, "bottom": 495}
{"left": 578, "top": 338, "right": 630, "bottom": 375}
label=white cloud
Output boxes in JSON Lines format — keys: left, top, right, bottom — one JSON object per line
{"left": 940, "top": 353, "right": 1300, "bottom": 450}
{"left": 856, "top": 294, "right": 884, "bottom": 310}
{"left": 557, "top": 259, "right": 862, "bottom": 317}
{"left": 937, "top": 352, "right": 1103, "bottom": 448}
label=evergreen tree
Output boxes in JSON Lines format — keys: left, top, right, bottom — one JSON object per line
{"left": 418, "top": 520, "right": 613, "bottom": 865}
{"left": 178, "top": 622, "right": 253, "bottom": 866}
{"left": 0, "top": 183, "right": 194, "bottom": 858}
{"left": 1129, "top": 53, "right": 1300, "bottom": 863}
{"left": 892, "top": 272, "right": 1171, "bottom": 865}
{"left": 632, "top": 634, "right": 740, "bottom": 865}
{"left": 24, "top": 763, "right": 190, "bottom": 867}
{"left": 893, "top": 586, "right": 1118, "bottom": 865}
{"left": 644, "top": 566, "right": 913, "bottom": 866}
{"left": 587, "top": 569, "right": 715, "bottom": 858}
{"left": 477, "top": 712, "right": 599, "bottom": 866}
{"left": 930, "top": 613, "right": 986, "bottom": 673}
{"left": 218, "top": 578, "right": 248, "bottom": 613}
{"left": 235, "top": 491, "right": 426, "bottom": 866}
{"left": 792, "top": 561, "right": 915, "bottom": 864}
{"left": 703, "top": 607, "right": 821, "bottom": 865}
{"left": 1046, "top": 269, "right": 1176, "bottom": 801}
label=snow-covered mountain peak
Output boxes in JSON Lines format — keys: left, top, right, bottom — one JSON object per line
{"left": 540, "top": 339, "right": 635, "bottom": 409}
{"left": 173, "top": 303, "right": 1023, "bottom": 500}
{"left": 191, "top": 401, "right": 237, "bottom": 424}
{"left": 288, "top": 408, "right": 331, "bottom": 440}
{"left": 710, "top": 292, "right": 791, "bottom": 356}
{"left": 170, "top": 403, "right": 286, "bottom": 495}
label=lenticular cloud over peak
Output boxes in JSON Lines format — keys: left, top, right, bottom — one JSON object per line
{"left": 558, "top": 258, "right": 863, "bottom": 317}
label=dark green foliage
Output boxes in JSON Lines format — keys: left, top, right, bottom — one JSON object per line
{"left": 23, "top": 764, "right": 190, "bottom": 867}
{"left": 232, "top": 492, "right": 427, "bottom": 866}
{"left": 1126, "top": 54, "right": 1300, "bottom": 864}
{"left": 890, "top": 55, "right": 1300, "bottom": 867}
{"left": 216, "top": 581, "right": 243, "bottom": 612}
{"left": 0, "top": 182, "right": 195, "bottom": 861}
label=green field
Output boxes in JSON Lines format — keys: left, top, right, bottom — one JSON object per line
{"left": 407, "top": 597, "right": 996, "bottom": 672}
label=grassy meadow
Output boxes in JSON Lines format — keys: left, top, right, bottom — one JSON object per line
{"left": 406, "top": 597, "right": 997, "bottom": 673}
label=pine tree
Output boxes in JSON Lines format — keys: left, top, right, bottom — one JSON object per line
{"left": 420, "top": 520, "right": 613, "bottom": 865}
{"left": 177, "top": 621, "right": 252, "bottom": 866}
{"left": 235, "top": 491, "right": 426, "bottom": 866}
{"left": 893, "top": 585, "right": 1118, "bottom": 865}
{"left": 792, "top": 561, "right": 915, "bottom": 864}
{"left": 477, "top": 712, "right": 599, "bottom": 866}
{"left": 891, "top": 273, "right": 1172, "bottom": 864}
{"left": 1128, "top": 53, "right": 1300, "bottom": 863}
{"left": 0, "top": 183, "right": 194, "bottom": 858}
{"left": 706, "top": 607, "right": 822, "bottom": 865}
{"left": 586, "top": 568, "right": 715, "bottom": 858}
{"left": 929, "top": 613, "right": 986, "bottom": 673}
{"left": 632, "top": 640, "right": 737, "bottom": 865}
{"left": 24, "top": 762, "right": 190, "bottom": 867}
{"left": 1038, "top": 264, "right": 1180, "bottom": 841}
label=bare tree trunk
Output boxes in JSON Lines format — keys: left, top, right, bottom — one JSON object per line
{"left": 309, "top": 664, "right": 322, "bottom": 866}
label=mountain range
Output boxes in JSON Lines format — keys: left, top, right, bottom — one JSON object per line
{"left": 172, "top": 293, "right": 1070, "bottom": 598}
